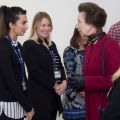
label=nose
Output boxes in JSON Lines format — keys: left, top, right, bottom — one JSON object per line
{"left": 25, "top": 23, "right": 29, "bottom": 29}
{"left": 76, "top": 23, "right": 79, "bottom": 29}
{"left": 76, "top": 23, "right": 81, "bottom": 32}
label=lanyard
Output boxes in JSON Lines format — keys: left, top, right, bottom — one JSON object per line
{"left": 7, "top": 36, "right": 25, "bottom": 82}
{"left": 37, "top": 38, "right": 62, "bottom": 83}
{"left": 47, "top": 46, "right": 61, "bottom": 83}
{"left": 47, "top": 47, "right": 59, "bottom": 70}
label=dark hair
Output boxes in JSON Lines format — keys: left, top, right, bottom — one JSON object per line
{"left": 0, "top": 5, "right": 26, "bottom": 38}
{"left": 78, "top": 2, "right": 107, "bottom": 29}
{"left": 70, "top": 28, "right": 81, "bottom": 48}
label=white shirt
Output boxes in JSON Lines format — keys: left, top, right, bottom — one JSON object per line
{"left": 0, "top": 101, "right": 24, "bottom": 119}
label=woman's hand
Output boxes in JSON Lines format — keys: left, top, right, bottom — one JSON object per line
{"left": 80, "top": 91, "right": 85, "bottom": 97}
{"left": 112, "top": 68, "right": 120, "bottom": 82}
{"left": 54, "top": 80, "right": 67, "bottom": 95}
{"left": 25, "top": 107, "right": 34, "bottom": 120}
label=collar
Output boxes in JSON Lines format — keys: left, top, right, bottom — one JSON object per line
{"left": 6, "top": 36, "right": 18, "bottom": 47}
{"left": 12, "top": 40, "right": 18, "bottom": 47}
{"left": 37, "top": 38, "right": 49, "bottom": 45}
{"left": 88, "top": 30, "right": 105, "bottom": 44}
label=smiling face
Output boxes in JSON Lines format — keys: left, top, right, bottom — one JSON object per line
{"left": 36, "top": 17, "right": 52, "bottom": 40}
{"left": 10, "top": 14, "right": 28, "bottom": 36}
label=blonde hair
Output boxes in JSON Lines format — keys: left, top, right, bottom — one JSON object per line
{"left": 29, "top": 11, "right": 53, "bottom": 45}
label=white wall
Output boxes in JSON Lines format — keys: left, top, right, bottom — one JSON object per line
{"left": 1, "top": 0, "right": 120, "bottom": 119}
{"left": 1, "top": 0, "right": 120, "bottom": 57}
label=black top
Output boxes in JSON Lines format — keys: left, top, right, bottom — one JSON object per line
{"left": 0, "top": 37, "right": 32, "bottom": 112}
{"left": 23, "top": 40, "right": 66, "bottom": 89}
{"left": 23, "top": 39, "right": 66, "bottom": 119}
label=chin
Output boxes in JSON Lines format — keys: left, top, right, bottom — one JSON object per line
{"left": 21, "top": 32, "right": 25, "bottom": 36}
{"left": 19, "top": 34, "right": 24, "bottom": 36}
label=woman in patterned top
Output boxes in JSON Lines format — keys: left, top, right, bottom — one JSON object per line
{"left": 63, "top": 28, "right": 88, "bottom": 120}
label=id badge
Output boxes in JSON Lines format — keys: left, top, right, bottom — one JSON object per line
{"left": 54, "top": 70, "right": 61, "bottom": 79}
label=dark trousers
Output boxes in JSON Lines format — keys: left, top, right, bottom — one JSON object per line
{"left": 32, "top": 109, "right": 57, "bottom": 120}
{"left": 50, "top": 109, "right": 57, "bottom": 120}
{"left": 102, "top": 78, "right": 120, "bottom": 120}
{"left": 0, "top": 112, "right": 23, "bottom": 120}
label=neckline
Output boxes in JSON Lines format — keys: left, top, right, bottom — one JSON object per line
{"left": 88, "top": 31, "right": 105, "bottom": 44}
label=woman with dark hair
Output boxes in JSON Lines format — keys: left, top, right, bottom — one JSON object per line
{"left": 0, "top": 6, "right": 34, "bottom": 120}
{"left": 76, "top": 2, "right": 120, "bottom": 120}
{"left": 62, "top": 28, "right": 88, "bottom": 120}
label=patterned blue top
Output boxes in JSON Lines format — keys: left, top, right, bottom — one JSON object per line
{"left": 63, "top": 46, "right": 85, "bottom": 110}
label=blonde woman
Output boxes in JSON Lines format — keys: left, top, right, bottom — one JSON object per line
{"left": 23, "top": 12, "right": 67, "bottom": 120}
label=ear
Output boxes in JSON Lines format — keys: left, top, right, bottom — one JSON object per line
{"left": 9, "top": 22, "right": 15, "bottom": 29}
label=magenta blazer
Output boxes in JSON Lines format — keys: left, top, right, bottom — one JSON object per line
{"left": 83, "top": 33, "right": 120, "bottom": 120}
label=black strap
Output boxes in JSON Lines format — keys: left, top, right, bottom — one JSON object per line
{"left": 99, "top": 46, "right": 105, "bottom": 109}
{"left": 102, "top": 47, "right": 105, "bottom": 76}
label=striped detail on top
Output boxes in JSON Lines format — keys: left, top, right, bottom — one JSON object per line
{"left": 0, "top": 101, "right": 24, "bottom": 119}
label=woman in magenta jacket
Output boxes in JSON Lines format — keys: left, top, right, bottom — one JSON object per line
{"left": 76, "top": 2, "right": 120, "bottom": 120}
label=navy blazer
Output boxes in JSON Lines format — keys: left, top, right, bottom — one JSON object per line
{"left": 0, "top": 37, "right": 32, "bottom": 112}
